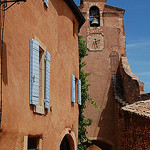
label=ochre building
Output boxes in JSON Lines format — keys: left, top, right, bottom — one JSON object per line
{"left": 0, "top": 0, "right": 85, "bottom": 149}
{"left": 79, "top": 0, "right": 150, "bottom": 149}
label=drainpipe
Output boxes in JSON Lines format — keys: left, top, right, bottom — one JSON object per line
{"left": 0, "top": 6, "right": 5, "bottom": 129}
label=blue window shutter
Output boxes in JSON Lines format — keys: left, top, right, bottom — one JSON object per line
{"left": 30, "top": 39, "right": 39, "bottom": 105}
{"left": 45, "top": 51, "right": 51, "bottom": 109}
{"left": 78, "top": 80, "right": 82, "bottom": 105}
{"left": 71, "top": 75, "right": 75, "bottom": 103}
{"left": 44, "top": 0, "right": 49, "bottom": 8}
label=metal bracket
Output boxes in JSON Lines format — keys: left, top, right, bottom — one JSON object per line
{"left": 0, "top": 0, "right": 26, "bottom": 5}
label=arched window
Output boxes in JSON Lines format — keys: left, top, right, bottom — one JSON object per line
{"left": 89, "top": 6, "right": 100, "bottom": 27}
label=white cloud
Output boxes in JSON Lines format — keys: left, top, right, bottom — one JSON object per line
{"left": 136, "top": 72, "right": 150, "bottom": 76}
{"left": 145, "top": 82, "right": 150, "bottom": 85}
{"left": 126, "top": 42, "right": 150, "bottom": 48}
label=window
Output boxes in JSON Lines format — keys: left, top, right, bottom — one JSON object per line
{"left": 23, "top": 136, "right": 42, "bottom": 150}
{"left": 89, "top": 6, "right": 100, "bottom": 27}
{"left": 28, "top": 137, "right": 39, "bottom": 150}
{"left": 71, "top": 75, "right": 82, "bottom": 105}
{"left": 30, "top": 37, "right": 51, "bottom": 114}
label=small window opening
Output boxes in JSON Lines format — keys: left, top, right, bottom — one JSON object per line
{"left": 28, "top": 137, "right": 40, "bottom": 150}
{"left": 89, "top": 6, "right": 100, "bottom": 27}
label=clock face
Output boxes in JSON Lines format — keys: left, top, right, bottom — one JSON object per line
{"left": 87, "top": 33, "right": 104, "bottom": 51}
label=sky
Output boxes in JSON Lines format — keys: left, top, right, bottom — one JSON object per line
{"left": 74, "top": 0, "right": 150, "bottom": 93}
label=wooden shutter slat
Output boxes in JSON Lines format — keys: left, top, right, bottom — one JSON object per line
{"left": 71, "top": 75, "right": 75, "bottom": 103}
{"left": 45, "top": 51, "right": 51, "bottom": 109}
{"left": 30, "top": 39, "right": 39, "bottom": 105}
{"left": 78, "top": 80, "right": 82, "bottom": 105}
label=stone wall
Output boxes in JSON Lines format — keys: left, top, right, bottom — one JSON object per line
{"left": 123, "top": 112, "right": 150, "bottom": 150}
{"left": 120, "top": 56, "right": 144, "bottom": 104}
{"left": 114, "top": 101, "right": 124, "bottom": 150}
{"left": 114, "top": 101, "right": 150, "bottom": 150}
{"left": 140, "top": 93, "right": 150, "bottom": 101}
{"left": 113, "top": 57, "right": 150, "bottom": 150}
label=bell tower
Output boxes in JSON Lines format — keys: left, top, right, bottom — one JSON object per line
{"left": 79, "top": 0, "right": 126, "bottom": 149}
{"left": 79, "top": 0, "right": 107, "bottom": 52}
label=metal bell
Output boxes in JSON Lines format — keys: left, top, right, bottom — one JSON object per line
{"left": 91, "top": 18, "right": 99, "bottom": 25}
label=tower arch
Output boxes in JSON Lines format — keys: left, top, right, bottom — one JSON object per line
{"left": 89, "top": 6, "right": 100, "bottom": 27}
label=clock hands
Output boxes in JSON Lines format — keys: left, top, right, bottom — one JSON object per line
{"left": 94, "top": 39, "right": 100, "bottom": 43}
{"left": 92, "top": 38, "right": 100, "bottom": 49}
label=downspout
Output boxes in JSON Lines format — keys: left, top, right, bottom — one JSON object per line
{"left": 0, "top": 6, "right": 5, "bottom": 129}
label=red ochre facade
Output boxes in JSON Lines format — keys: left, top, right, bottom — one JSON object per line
{"left": 0, "top": 0, "right": 83, "bottom": 149}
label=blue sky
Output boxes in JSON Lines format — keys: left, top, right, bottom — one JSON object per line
{"left": 74, "top": 0, "right": 150, "bottom": 93}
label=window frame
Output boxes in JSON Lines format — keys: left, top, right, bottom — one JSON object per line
{"left": 30, "top": 35, "right": 50, "bottom": 115}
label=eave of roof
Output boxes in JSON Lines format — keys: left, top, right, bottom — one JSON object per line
{"left": 64, "top": 0, "right": 85, "bottom": 31}
{"left": 105, "top": 4, "right": 125, "bottom": 12}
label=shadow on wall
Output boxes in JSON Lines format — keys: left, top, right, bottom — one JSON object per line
{"left": 2, "top": 41, "right": 8, "bottom": 85}
{"left": 97, "top": 84, "right": 115, "bottom": 150}
{"left": 85, "top": 85, "right": 116, "bottom": 150}
{"left": 96, "top": 51, "right": 120, "bottom": 150}
{"left": 51, "top": 0, "right": 78, "bottom": 37}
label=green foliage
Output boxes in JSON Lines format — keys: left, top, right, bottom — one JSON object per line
{"left": 78, "top": 36, "right": 100, "bottom": 150}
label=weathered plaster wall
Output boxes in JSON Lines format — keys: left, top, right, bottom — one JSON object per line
{"left": 0, "top": 0, "right": 79, "bottom": 149}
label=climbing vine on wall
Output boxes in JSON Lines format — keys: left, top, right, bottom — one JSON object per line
{"left": 78, "top": 36, "right": 100, "bottom": 150}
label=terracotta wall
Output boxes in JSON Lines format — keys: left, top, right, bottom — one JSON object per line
{"left": 114, "top": 102, "right": 150, "bottom": 150}
{"left": 114, "top": 101, "right": 124, "bottom": 150}
{"left": 120, "top": 57, "right": 144, "bottom": 104}
{"left": 123, "top": 112, "right": 150, "bottom": 150}
{"left": 0, "top": 0, "right": 79, "bottom": 149}
{"left": 114, "top": 59, "right": 150, "bottom": 150}
{"left": 79, "top": 1, "right": 126, "bottom": 147}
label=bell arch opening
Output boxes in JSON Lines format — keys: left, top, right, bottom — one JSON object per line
{"left": 89, "top": 6, "right": 100, "bottom": 27}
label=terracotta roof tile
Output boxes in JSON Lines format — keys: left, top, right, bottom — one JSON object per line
{"left": 122, "top": 100, "right": 150, "bottom": 118}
